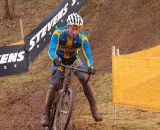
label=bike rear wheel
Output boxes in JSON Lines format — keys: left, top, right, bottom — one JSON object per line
{"left": 54, "top": 85, "right": 74, "bottom": 130}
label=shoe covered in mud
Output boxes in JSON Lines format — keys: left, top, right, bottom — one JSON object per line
{"left": 81, "top": 83, "right": 103, "bottom": 122}
{"left": 41, "top": 114, "right": 49, "bottom": 127}
{"left": 91, "top": 108, "right": 103, "bottom": 122}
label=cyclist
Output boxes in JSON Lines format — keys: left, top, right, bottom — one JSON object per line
{"left": 41, "top": 13, "right": 103, "bottom": 127}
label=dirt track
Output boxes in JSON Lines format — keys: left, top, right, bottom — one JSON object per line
{"left": 1, "top": 0, "right": 160, "bottom": 129}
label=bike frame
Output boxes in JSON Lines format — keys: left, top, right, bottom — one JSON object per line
{"left": 49, "top": 64, "right": 91, "bottom": 130}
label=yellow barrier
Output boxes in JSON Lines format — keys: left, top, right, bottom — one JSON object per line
{"left": 7, "top": 40, "right": 24, "bottom": 46}
{"left": 112, "top": 45, "right": 160, "bottom": 110}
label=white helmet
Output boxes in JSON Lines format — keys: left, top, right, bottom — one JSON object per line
{"left": 67, "top": 13, "right": 83, "bottom": 27}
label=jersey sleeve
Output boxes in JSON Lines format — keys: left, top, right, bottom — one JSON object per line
{"left": 82, "top": 38, "right": 93, "bottom": 68}
{"left": 48, "top": 31, "right": 59, "bottom": 61}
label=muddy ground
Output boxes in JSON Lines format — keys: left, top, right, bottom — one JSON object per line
{"left": 1, "top": 0, "right": 160, "bottom": 129}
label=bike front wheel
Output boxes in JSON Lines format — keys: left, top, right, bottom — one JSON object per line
{"left": 54, "top": 85, "right": 74, "bottom": 130}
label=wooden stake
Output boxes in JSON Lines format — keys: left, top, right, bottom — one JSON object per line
{"left": 112, "top": 46, "right": 116, "bottom": 56}
{"left": 116, "top": 49, "right": 120, "bottom": 55}
{"left": 112, "top": 46, "right": 117, "bottom": 129}
{"left": 114, "top": 104, "right": 117, "bottom": 129}
{"left": 19, "top": 18, "right": 24, "bottom": 40}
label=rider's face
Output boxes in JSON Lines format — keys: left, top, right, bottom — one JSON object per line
{"left": 68, "top": 26, "right": 80, "bottom": 38}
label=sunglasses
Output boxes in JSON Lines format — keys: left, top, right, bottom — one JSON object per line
{"left": 68, "top": 24, "right": 82, "bottom": 29}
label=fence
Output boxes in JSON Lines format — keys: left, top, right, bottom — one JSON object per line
{"left": 112, "top": 45, "right": 160, "bottom": 110}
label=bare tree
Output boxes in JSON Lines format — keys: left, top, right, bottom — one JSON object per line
{"left": 3, "top": 0, "right": 16, "bottom": 19}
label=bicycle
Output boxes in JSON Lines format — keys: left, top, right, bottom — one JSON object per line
{"left": 45, "top": 64, "right": 91, "bottom": 130}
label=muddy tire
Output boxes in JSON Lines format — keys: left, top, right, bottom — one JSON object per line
{"left": 54, "top": 85, "right": 74, "bottom": 130}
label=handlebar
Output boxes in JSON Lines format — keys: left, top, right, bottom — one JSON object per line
{"left": 60, "top": 64, "right": 92, "bottom": 84}
{"left": 61, "top": 64, "right": 89, "bottom": 73}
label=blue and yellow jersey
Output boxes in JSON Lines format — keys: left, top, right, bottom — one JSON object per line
{"left": 48, "top": 26, "right": 93, "bottom": 68}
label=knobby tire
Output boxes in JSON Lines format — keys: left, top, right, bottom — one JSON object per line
{"left": 54, "top": 85, "right": 74, "bottom": 130}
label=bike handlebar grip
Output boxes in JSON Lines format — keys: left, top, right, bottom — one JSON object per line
{"left": 54, "top": 57, "right": 62, "bottom": 67}
{"left": 88, "top": 67, "right": 96, "bottom": 75}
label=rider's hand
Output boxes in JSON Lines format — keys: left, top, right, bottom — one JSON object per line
{"left": 88, "top": 67, "right": 96, "bottom": 75}
{"left": 53, "top": 57, "right": 62, "bottom": 67}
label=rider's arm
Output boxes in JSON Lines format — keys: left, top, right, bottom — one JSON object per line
{"left": 82, "top": 37, "right": 93, "bottom": 68}
{"left": 48, "top": 31, "right": 59, "bottom": 61}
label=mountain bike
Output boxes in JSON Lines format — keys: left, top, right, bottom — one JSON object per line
{"left": 45, "top": 64, "right": 91, "bottom": 130}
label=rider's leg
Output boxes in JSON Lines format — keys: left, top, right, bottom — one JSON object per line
{"left": 41, "top": 70, "right": 62, "bottom": 127}
{"left": 75, "top": 67, "right": 103, "bottom": 122}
